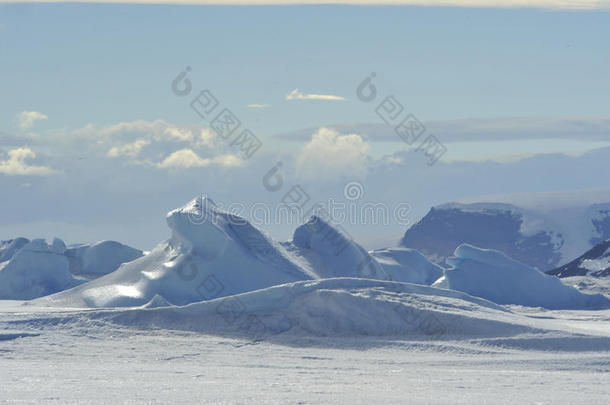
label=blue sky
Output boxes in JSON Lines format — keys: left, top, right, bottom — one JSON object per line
{"left": 2, "top": 4, "right": 610, "bottom": 132}
{"left": 1, "top": 3, "right": 609, "bottom": 248}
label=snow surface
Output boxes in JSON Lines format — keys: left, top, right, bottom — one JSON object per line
{"left": 2, "top": 291, "right": 610, "bottom": 404}
{"left": 433, "top": 244, "right": 610, "bottom": 309}
{"left": 562, "top": 275, "right": 610, "bottom": 297}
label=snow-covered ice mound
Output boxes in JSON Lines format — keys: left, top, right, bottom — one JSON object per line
{"left": 0, "top": 237, "right": 30, "bottom": 263}
{"left": 65, "top": 240, "right": 143, "bottom": 278}
{"left": 37, "top": 197, "right": 316, "bottom": 308}
{"left": 0, "top": 239, "right": 82, "bottom": 300}
{"left": 433, "top": 244, "right": 610, "bottom": 309}
{"left": 284, "top": 216, "right": 390, "bottom": 280}
{"left": 370, "top": 247, "right": 444, "bottom": 285}
{"left": 94, "top": 278, "right": 538, "bottom": 339}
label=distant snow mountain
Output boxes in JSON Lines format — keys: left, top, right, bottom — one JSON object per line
{"left": 432, "top": 244, "right": 610, "bottom": 309}
{"left": 547, "top": 240, "right": 610, "bottom": 278}
{"left": 401, "top": 188, "right": 610, "bottom": 271}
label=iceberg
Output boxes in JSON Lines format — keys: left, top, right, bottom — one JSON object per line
{"left": 39, "top": 197, "right": 316, "bottom": 308}
{"left": 65, "top": 240, "right": 143, "bottom": 278}
{"left": 0, "top": 238, "right": 82, "bottom": 300}
{"left": 433, "top": 244, "right": 610, "bottom": 309}
{"left": 370, "top": 247, "right": 444, "bottom": 285}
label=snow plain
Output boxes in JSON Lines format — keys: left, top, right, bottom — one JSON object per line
{"left": 1, "top": 298, "right": 609, "bottom": 404}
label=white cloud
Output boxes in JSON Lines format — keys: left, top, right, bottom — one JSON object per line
{"left": 74, "top": 120, "right": 231, "bottom": 151}
{"left": 247, "top": 104, "right": 270, "bottom": 109}
{"left": 25, "top": 119, "right": 247, "bottom": 170}
{"left": 16, "top": 111, "right": 48, "bottom": 130}
{"left": 297, "top": 127, "right": 369, "bottom": 179}
{"left": 2, "top": 1, "right": 606, "bottom": 9}
{"left": 72, "top": 120, "right": 233, "bottom": 162}
{"left": 0, "top": 148, "right": 55, "bottom": 176}
{"left": 286, "top": 88, "right": 346, "bottom": 101}
{"left": 106, "top": 139, "right": 151, "bottom": 158}
{"left": 196, "top": 128, "right": 217, "bottom": 148}
{"left": 157, "top": 149, "right": 242, "bottom": 169}
{"left": 75, "top": 120, "right": 197, "bottom": 143}
{"left": 162, "top": 126, "right": 194, "bottom": 142}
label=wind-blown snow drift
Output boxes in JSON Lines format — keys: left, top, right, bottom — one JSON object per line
{"left": 39, "top": 197, "right": 317, "bottom": 308}
{"left": 0, "top": 239, "right": 82, "bottom": 300}
{"left": 91, "top": 278, "right": 538, "bottom": 339}
{"left": 433, "top": 244, "right": 610, "bottom": 309}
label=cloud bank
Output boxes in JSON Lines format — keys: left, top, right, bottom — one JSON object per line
{"left": 274, "top": 116, "right": 610, "bottom": 143}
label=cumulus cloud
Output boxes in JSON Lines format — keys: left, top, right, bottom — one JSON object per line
{"left": 296, "top": 127, "right": 369, "bottom": 179}
{"left": 157, "top": 149, "right": 242, "bottom": 169}
{"left": 16, "top": 111, "right": 48, "bottom": 130}
{"left": 286, "top": 88, "right": 346, "bottom": 101}
{"left": 106, "top": 139, "right": 151, "bottom": 158}
{"left": 0, "top": 148, "right": 55, "bottom": 176}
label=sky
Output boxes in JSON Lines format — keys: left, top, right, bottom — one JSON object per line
{"left": 1, "top": 2, "right": 609, "bottom": 249}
